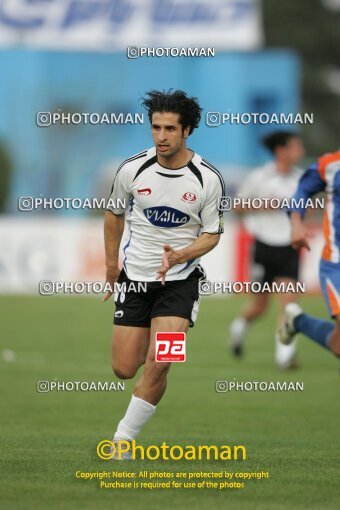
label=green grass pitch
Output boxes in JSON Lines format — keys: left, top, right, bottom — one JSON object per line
{"left": 1, "top": 294, "right": 339, "bottom": 510}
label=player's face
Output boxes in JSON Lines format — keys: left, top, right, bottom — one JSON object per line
{"left": 151, "top": 112, "right": 190, "bottom": 158}
{"left": 283, "top": 137, "right": 305, "bottom": 165}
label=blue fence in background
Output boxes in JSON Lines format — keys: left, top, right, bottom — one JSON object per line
{"left": 0, "top": 49, "right": 300, "bottom": 213}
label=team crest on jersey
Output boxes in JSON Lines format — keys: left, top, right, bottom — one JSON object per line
{"left": 182, "top": 192, "right": 197, "bottom": 203}
{"left": 143, "top": 206, "right": 190, "bottom": 228}
{"left": 138, "top": 188, "right": 152, "bottom": 195}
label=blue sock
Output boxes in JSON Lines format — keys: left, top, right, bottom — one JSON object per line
{"left": 294, "top": 313, "right": 333, "bottom": 351}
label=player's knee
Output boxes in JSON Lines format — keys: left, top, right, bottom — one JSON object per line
{"left": 112, "top": 362, "right": 138, "bottom": 380}
{"left": 331, "top": 343, "right": 340, "bottom": 357}
{"left": 254, "top": 301, "right": 267, "bottom": 317}
{"left": 331, "top": 333, "right": 340, "bottom": 357}
{"left": 329, "top": 327, "right": 340, "bottom": 357}
{"left": 147, "top": 359, "right": 171, "bottom": 376}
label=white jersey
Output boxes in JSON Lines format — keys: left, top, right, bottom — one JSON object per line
{"left": 237, "top": 162, "right": 303, "bottom": 246}
{"left": 107, "top": 147, "right": 225, "bottom": 281}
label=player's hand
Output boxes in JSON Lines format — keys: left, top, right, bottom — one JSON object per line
{"left": 102, "top": 266, "right": 120, "bottom": 302}
{"left": 291, "top": 223, "right": 313, "bottom": 251}
{"left": 156, "top": 244, "right": 178, "bottom": 285}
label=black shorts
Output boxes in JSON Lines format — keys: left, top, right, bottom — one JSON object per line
{"left": 251, "top": 239, "right": 299, "bottom": 285}
{"left": 113, "top": 266, "right": 205, "bottom": 328}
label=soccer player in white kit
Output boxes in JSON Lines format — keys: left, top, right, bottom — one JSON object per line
{"left": 103, "top": 90, "right": 224, "bottom": 456}
{"left": 229, "top": 131, "right": 305, "bottom": 369}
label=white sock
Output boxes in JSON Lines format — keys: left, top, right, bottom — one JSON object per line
{"left": 275, "top": 331, "right": 297, "bottom": 368}
{"left": 114, "top": 395, "right": 156, "bottom": 441}
{"left": 229, "top": 317, "right": 248, "bottom": 347}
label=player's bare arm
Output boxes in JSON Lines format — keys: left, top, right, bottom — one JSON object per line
{"left": 103, "top": 210, "right": 125, "bottom": 301}
{"left": 156, "top": 233, "right": 220, "bottom": 283}
{"left": 290, "top": 211, "right": 311, "bottom": 251}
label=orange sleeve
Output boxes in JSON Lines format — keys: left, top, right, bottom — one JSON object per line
{"left": 317, "top": 151, "right": 340, "bottom": 181}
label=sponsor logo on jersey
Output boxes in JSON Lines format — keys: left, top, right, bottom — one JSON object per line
{"left": 143, "top": 206, "right": 190, "bottom": 227}
{"left": 138, "top": 188, "right": 152, "bottom": 195}
{"left": 182, "top": 192, "right": 197, "bottom": 203}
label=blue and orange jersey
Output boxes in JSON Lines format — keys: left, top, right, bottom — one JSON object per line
{"left": 289, "top": 151, "right": 340, "bottom": 263}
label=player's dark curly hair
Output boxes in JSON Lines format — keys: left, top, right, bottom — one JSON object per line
{"left": 141, "top": 89, "right": 202, "bottom": 135}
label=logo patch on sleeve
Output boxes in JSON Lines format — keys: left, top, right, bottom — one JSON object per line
{"left": 138, "top": 188, "right": 152, "bottom": 195}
